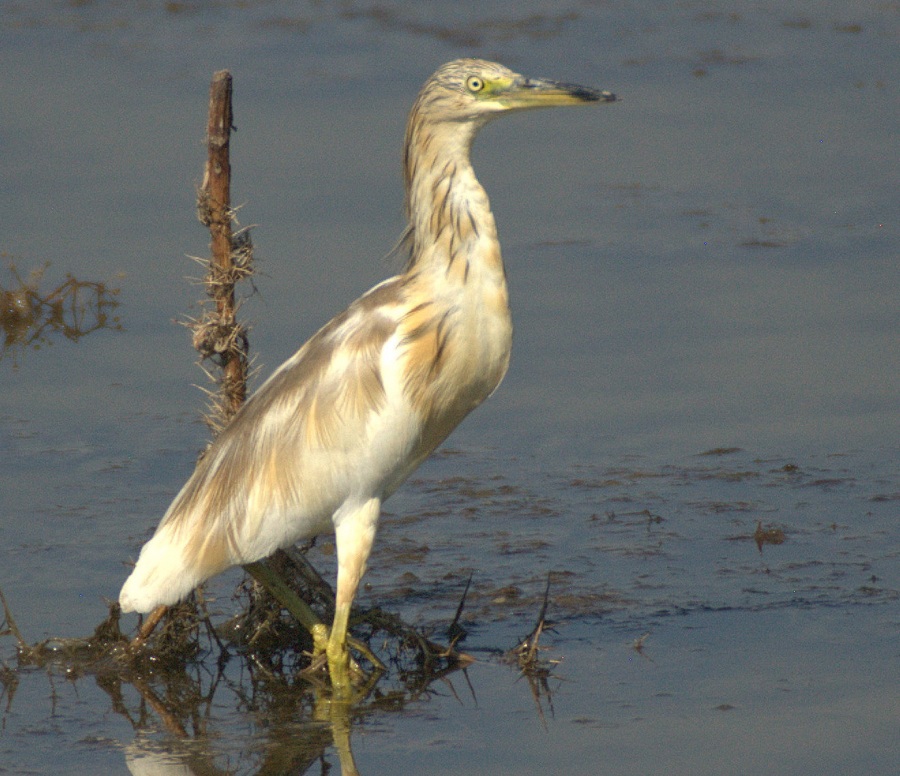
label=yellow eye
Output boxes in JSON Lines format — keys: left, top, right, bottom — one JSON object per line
{"left": 466, "top": 75, "right": 484, "bottom": 93}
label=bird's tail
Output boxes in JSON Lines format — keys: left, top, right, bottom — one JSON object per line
{"left": 119, "top": 527, "right": 205, "bottom": 613}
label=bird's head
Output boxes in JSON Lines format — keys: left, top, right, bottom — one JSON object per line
{"left": 414, "top": 58, "right": 616, "bottom": 126}
{"left": 402, "top": 59, "right": 617, "bottom": 226}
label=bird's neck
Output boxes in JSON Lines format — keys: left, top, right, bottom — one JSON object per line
{"left": 402, "top": 119, "right": 503, "bottom": 284}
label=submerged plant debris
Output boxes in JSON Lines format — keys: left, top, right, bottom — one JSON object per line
{"left": 0, "top": 258, "right": 121, "bottom": 366}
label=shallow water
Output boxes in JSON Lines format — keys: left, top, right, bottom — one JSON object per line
{"left": 1, "top": 2, "right": 898, "bottom": 774}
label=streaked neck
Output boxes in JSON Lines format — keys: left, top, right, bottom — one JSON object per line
{"left": 402, "top": 115, "right": 500, "bottom": 279}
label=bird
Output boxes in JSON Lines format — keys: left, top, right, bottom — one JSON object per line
{"left": 119, "top": 58, "right": 616, "bottom": 691}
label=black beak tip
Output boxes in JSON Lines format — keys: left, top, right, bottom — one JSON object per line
{"left": 590, "top": 89, "right": 617, "bottom": 103}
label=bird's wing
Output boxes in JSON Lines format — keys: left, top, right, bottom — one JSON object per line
{"left": 154, "top": 276, "right": 416, "bottom": 569}
{"left": 120, "top": 266, "right": 504, "bottom": 613}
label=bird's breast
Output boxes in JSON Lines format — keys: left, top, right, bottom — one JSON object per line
{"left": 394, "top": 254, "right": 512, "bottom": 460}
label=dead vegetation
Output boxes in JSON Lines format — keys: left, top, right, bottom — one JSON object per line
{"left": 503, "top": 574, "right": 560, "bottom": 724}
{"left": 754, "top": 521, "right": 787, "bottom": 551}
{"left": 0, "top": 258, "right": 121, "bottom": 366}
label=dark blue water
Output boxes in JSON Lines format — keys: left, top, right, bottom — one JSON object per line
{"left": 1, "top": 2, "right": 897, "bottom": 774}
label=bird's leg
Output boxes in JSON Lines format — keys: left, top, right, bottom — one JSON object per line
{"left": 328, "top": 498, "right": 381, "bottom": 695}
{"left": 279, "top": 548, "right": 386, "bottom": 673}
{"left": 243, "top": 559, "right": 330, "bottom": 654}
{"left": 326, "top": 601, "right": 353, "bottom": 693}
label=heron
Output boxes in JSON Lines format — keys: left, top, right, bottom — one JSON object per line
{"left": 119, "top": 59, "right": 616, "bottom": 691}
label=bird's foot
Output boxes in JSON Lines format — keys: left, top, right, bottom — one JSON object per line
{"left": 309, "top": 622, "right": 331, "bottom": 656}
{"left": 346, "top": 635, "right": 386, "bottom": 674}
{"left": 326, "top": 639, "right": 353, "bottom": 698}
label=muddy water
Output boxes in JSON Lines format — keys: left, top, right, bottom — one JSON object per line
{"left": 1, "top": 2, "right": 897, "bottom": 774}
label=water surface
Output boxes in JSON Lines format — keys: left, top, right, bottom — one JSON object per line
{"left": 1, "top": 2, "right": 897, "bottom": 774}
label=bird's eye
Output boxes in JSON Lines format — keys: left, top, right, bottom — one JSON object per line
{"left": 466, "top": 76, "right": 484, "bottom": 93}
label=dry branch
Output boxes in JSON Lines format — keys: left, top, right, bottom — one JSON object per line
{"left": 193, "top": 69, "right": 251, "bottom": 427}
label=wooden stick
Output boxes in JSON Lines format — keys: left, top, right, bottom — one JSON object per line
{"left": 132, "top": 73, "right": 246, "bottom": 649}
{"left": 128, "top": 603, "right": 167, "bottom": 650}
{"left": 201, "top": 69, "right": 247, "bottom": 418}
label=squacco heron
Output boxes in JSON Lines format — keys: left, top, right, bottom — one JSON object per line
{"left": 120, "top": 59, "right": 615, "bottom": 690}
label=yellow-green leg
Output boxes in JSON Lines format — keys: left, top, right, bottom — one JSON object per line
{"left": 328, "top": 498, "right": 381, "bottom": 695}
{"left": 326, "top": 601, "right": 353, "bottom": 694}
{"left": 245, "top": 553, "right": 384, "bottom": 693}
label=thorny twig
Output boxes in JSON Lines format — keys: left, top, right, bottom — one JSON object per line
{"left": 504, "top": 574, "right": 560, "bottom": 725}
{"left": 446, "top": 571, "right": 472, "bottom": 647}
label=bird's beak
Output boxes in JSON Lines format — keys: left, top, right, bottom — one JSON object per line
{"left": 496, "top": 76, "right": 616, "bottom": 110}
